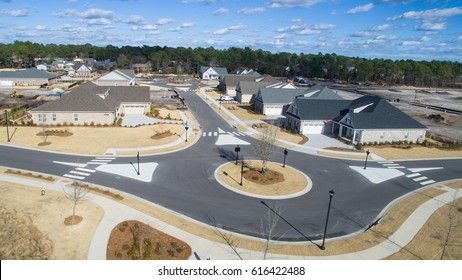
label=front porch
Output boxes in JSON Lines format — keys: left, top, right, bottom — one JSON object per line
{"left": 332, "top": 122, "right": 361, "bottom": 144}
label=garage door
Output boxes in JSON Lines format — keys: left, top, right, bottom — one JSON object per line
{"left": 264, "top": 106, "right": 282, "bottom": 115}
{"left": 302, "top": 123, "right": 324, "bottom": 134}
{"left": 124, "top": 105, "right": 145, "bottom": 114}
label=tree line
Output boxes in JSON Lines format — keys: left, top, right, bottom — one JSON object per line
{"left": 1, "top": 40, "right": 461, "bottom": 88}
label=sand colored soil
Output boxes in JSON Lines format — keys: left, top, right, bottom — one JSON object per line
{"left": 370, "top": 146, "right": 462, "bottom": 160}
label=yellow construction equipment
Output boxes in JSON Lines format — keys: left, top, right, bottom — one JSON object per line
{"left": 10, "top": 90, "right": 23, "bottom": 98}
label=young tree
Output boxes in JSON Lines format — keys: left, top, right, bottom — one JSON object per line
{"left": 63, "top": 182, "right": 88, "bottom": 225}
{"left": 254, "top": 123, "right": 279, "bottom": 174}
{"left": 260, "top": 202, "right": 283, "bottom": 260}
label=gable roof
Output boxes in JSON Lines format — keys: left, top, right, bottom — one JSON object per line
{"left": 237, "top": 81, "right": 274, "bottom": 95}
{"left": 256, "top": 86, "right": 343, "bottom": 104}
{"left": 287, "top": 98, "right": 351, "bottom": 120}
{"left": 222, "top": 74, "right": 262, "bottom": 88}
{"left": 344, "top": 96, "right": 427, "bottom": 130}
{"left": 0, "top": 68, "right": 57, "bottom": 80}
{"left": 33, "top": 82, "right": 149, "bottom": 113}
{"left": 97, "top": 69, "right": 135, "bottom": 82}
{"left": 200, "top": 66, "right": 228, "bottom": 75}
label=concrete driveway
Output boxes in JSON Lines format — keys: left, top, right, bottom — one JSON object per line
{"left": 303, "top": 134, "right": 354, "bottom": 149}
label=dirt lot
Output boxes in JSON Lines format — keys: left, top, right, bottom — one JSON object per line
{"left": 0, "top": 124, "right": 193, "bottom": 155}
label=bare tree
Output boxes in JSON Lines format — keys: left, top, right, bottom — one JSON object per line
{"left": 260, "top": 202, "right": 284, "bottom": 260}
{"left": 206, "top": 215, "right": 243, "bottom": 260}
{"left": 254, "top": 122, "right": 279, "bottom": 174}
{"left": 63, "top": 182, "right": 88, "bottom": 225}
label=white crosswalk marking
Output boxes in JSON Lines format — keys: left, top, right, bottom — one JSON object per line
{"left": 421, "top": 180, "right": 435, "bottom": 185}
{"left": 76, "top": 168, "right": 96, "bottom": 173}
{"left": 208, "top": 132, "right": 212, "bottom": 136}
{"left": 406, "top": 173, "right": 421, "bottom": 178}
{"left": 70, "top": 170, "right": 90, "bottom": 176}
{"left": 202, "top": 132, "right": 206, "bottom": 136}
{"left": 63, "top": 174, "right": 85, "bottom": 180}
{"left": 214, "top": 132, "right": 218, "bottom": 136}
{"left": 413, "top": 176, "right": 428, "bottom": 182}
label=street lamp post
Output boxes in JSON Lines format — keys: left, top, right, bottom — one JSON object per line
{"left": 185, "top": 124, "right": 189, "bottom": 142}
{"left": 219, "top": 99, "right": 222, "bottom": 110}
{"left": 4, "top": 110, "right": 10, "bottom": 142}
{"left": 234, "top": 145, "right": 240, "bottom": 165}
{"left": 363, "top": 149, "right": 370, "bottom": 169}
{"left": 283, "top": 148, "right": 288, "bottom": 168}
{"left": 320, "top": 190, "right": 335, "bottom": 250}
{"left": 240, "top": 159, "right": 244, "bottom": 186}
{"left": 137, "top": 152, "right": 140, "bottom": 175}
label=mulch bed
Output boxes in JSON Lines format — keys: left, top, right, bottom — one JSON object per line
{"left": 37, "top": 142, "right": 52, "bottom": 146}
{"left": 243, "top": 168, "right": 285, "bottom": 185}
{"left": 107, "top": 220, "right": 191, "bottom": 260}
{"left": 64, "top": 215, "right": 83, "bottom": 226}
{"left": 36, "top": 130, "right": 73, "bottom": 137}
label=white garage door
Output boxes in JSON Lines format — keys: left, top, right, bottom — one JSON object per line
{"left": 124, "top": 105, "right": 145, "bottom": 114}
{"left": 302, "top": 123, "right": 324, "bottom": 134}
{"left": 264, "top": 106, "right": 282, "bottom": 115}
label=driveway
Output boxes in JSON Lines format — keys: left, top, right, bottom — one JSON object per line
{"left": 303, "top": 134, "right": 354, "bottom": 149}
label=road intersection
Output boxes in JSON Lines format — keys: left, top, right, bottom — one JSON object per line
{"left": 1, "top": 82, "right": 461, "bottom": 243}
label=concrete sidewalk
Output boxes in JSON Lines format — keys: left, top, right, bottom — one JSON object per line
{"left": 1, "top": 172, "right": 460, "bottom": 260}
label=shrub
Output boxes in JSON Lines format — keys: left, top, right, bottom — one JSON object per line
{"left": 90, "top": 121, "right": 95, "bottom": 126}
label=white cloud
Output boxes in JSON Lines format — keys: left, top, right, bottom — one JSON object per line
{"left": 372, "top": 24, "right": 392, "bottom": 31}
{"left": 229, "top": 24, "right": 247, "bottom": 30}
{"left": 277, "top": 24, "right": 304, "bottom": 32}
{"left": 402, "top": 41, "right": 421, "bottom": 46}
{"left": 421, "top": 35, "right": 431, "bottom": 41}
{"left": 86, "top": 18, "right": 113, "bottom": 26}
{"left": 458, "top": 36, "right": 462, "bottom": 40}
{"left": 297, "top": 29, "right": 320, "bottom": 35}
{"left": 79, "top": 8, "right": 117, "bottom": 19}
{"left": 313, "top": 23, "right": 335, "bottom": 30}
{"left": 181, "top": 22, "right": 195, "bottom": 28}
{"left": 156, "top": 18, "right": 174, "bottom": 25}
{"left": 213, "top": 28, "right": 229, "bottom": 35}
{"left": 269, "top": 0, "right": 329, "bottom": 8}
{"left": 0, "top": 9, "right": 30, "bottom": 17}
{"left": 417, "top": 22, "right": 446, "bottom": 31}
{"left": 388, "top": 7, "right": 462, "bottom": 20}
{"left": 213, "top": 7, "right": 229, "bottom": 15}
{"left": 273, "top": 33, "right": 290, "bottom": 39}
{"left": 181, "top": 0, "right": 219, "bottom": 4}
{"left": 346, "top": 3, "right": 374, "bottom": 14}
{"left": 351, "top": 31, "right": 376, "bottom": 37}
{"left": 125, "top": 15, "right": 145, "bottom": 25}
{"left": 238, "top": 7, "right": 266, "bottom": 15}
{"left": 35, "top": 25, "right": 47, "bottom": 31}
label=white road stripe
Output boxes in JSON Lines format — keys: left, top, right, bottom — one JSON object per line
{"left": 406, "top": 173, "right": 421, "bottom": 178}
{"left": 76, "top": 168, "right": 96, "bottom": 173}
{"left": 91, "top": 159, "right": 112, "bottom": 162}
{"left": 70, "top": 170, "right": 90, "bottom": 176}
{"left": 378, "top": 161, "right": 394, "bottom": 164}
{"left": 87, "top": 162, "right": 107, "bottom": 165}
{"left": 413, "top": 176, "right": 428, "bottom": 182}
{"left": 63, "top": 174, "right": 85, "bottom": 180}
{"left": 202, "top": 132, "right": 206, "bottom": 136}
{"left": 208, "top": 132, "right": 212, "bottom": 136}
{"left": 96, "top": 157, "right": 116, "bottom": 160}
{"left": 387, "top": 166, "right": 406, "bottom": 169}
{"left": 214, "top": 132, "right": 218, "bottom": 136}
{"left": 421, "top": 180, "right": 436, "bottom": 185}
{"left": 383, "top": 163, "right": 399, "bottom": 166}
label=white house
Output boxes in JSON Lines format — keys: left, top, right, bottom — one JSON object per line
{"left": 96, "top": 69, "right": 136, "bottom": 86}
{"left": 199, "top": 66, "right": 228, "bottom": 80}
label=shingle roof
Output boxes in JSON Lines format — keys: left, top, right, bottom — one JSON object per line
{"left": 200, "top": 66, "right": 228, "bottom": 75}
{"left": 288, "top": 95, "right": 427, "bottom": 130}
{"left": 287, "top": 98, "right": 351, "bottom": 120}
{"left": 256, "top": 86, "right": 343, "bottom": 104}
{"left": 346, "top": 96, "right": 427, "bottom": 129}
{"left": 0, "top": 68, "right": 57, "bottom": 80}
{"left": 33, "top": 82, "right": 150, "bottom": 112}
{"left": 237, "top": 81, "right": 274, "bottom": 95}
{"left": 223, "top": 75, "right": 261, "bottom": 88}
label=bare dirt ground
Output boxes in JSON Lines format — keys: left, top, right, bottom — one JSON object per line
{"left": 0, "top": 124, "right": 194, "bottom": 155}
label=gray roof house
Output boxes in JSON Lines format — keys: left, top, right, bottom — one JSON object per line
{"left": 32, "top": 82, "right": 150, "bottom": 126}
{"left": 96, "top": 69, "right": 136, "bottom": 86}
{"left": 285, "top": 95, "right": 427, "bottom": 143}
{"left": 254, "top": 86, "right": 343, "bottom": 115}
{"left": 199, "top": 66, "right": 228, "bottom": 80}
{"left": 0, "top": 68, "right": 58, "bottom": 87}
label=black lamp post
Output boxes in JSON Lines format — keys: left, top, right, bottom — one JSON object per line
{"left": 364, "top": 149, "right": 370, "bottom": 169}
{"left": 219, "top": 99, "right": 222, "bottom": 110}
{"left": 185, "top": 124, "right": 189, "bottom": 142}
{"left": 240, "top": 159, "right": 245, "bottom": 186}
{"left": 234, "top": 145, "right": 240, "bottom": 165}
{"left": 137, "top": 152, "right": 140, "bottom": 175}
{"left": 4, "top": 110, "right": 10, "bottom": 142}
{"left": 320, "top": 190, "right": 335, "bottom": 250}
{"left": 283, "top": 148, "right": 288, "bottom": 168}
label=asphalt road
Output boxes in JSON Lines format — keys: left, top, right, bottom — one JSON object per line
{"left": 1, "top": 83, "right": 461, "bottom": 242}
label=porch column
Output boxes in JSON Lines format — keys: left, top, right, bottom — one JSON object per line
{"left": 338, "top": 125, "right": 343, "bottom": 138}
{"left": 352, "top": 130, "right": 357, "bottom": 144}
{"left": 331, "top": 122, "right": 335, "bottom": 134}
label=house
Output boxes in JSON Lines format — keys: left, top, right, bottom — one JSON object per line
{"left": 199, "top": 66, "right": 228, "bottom": 80}
{"left": 236, "top": 78, "right": 296, "bottom": 103}
{"left": 96, "top": 69, "right": 136, "bottom": 86}
{"left": 32, "top": 82, "right": 150, "bottom": 126}
{"left": 219, "top": 75, "right": 258, "bottom": 96}
{"left": 0, "top": 68, "right": 58, "bottom": 87}
{"left": 285, "top": 95, "right": 427, "bottom": 143}
{"left": 254, "top": 86, "right": 342, "bottom": 115}
{"left": 232, "top": 67, "right": 255, "bottom": 75}
{"left": 132, "top": 62, "right": 151, "bottom": 73}
{"left": 65, "top": 63, "right": 95, "bottom": 78}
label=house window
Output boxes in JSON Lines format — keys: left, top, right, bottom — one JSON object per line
{"left": 38, "top": 114, "right": 46, "bottom": 123}
{"left": 52, "top": 114, "right": 57, "bottom": 121}
{"left": 74, "top": 114, "right": 78, "bottom": 121}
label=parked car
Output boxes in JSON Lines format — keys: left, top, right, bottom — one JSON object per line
{"left": 219, "top": 96, "right": 234, "bottom": 101}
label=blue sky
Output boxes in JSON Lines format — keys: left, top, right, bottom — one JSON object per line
{"left": 0, "top": 0, "right": 461, "bottom": 61}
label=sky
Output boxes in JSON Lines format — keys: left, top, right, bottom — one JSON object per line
{"left": 0, "top": 0, "right": 461, "bottom": 61}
